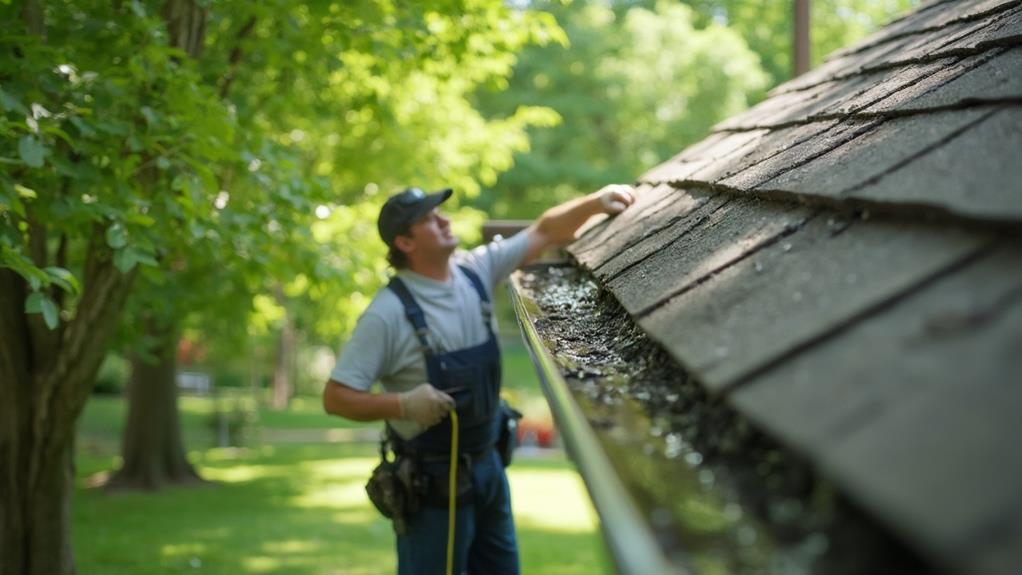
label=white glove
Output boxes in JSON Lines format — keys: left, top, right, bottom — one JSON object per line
{"left": 398, "top": 383, "right": 454, "bottom": 428}
{"left": 598, "top": 184, "right": 636, "bottom": 214}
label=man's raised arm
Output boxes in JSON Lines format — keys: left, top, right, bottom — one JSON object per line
{"left": 522, "top": 184, "right": 635, "bottom": 265}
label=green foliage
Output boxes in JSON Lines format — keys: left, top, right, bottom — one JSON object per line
{"left": 92, "top": 353, "right": 130, "bottom": 395}
{"left": 1, "top": 0, "right": 235, "bottom": 333}
{"left": 3, "top": 0, "right": 926, "bottom": 411}
{"left": 686, "top": 0, "right": 922, "bottom": 89}
{"left": 472, "top": 0, "right": 922, "bottom": 219}
{"left": 175, "top": 1, "right": 563, "bottom": 358}
{"left": 474, "top": 0, "right": 768, "bottom": 218}
{"left": 1, "top": 1, "right": 565, "bottom": 375}
{"left": 604, "top": 3, "right": 769, "bottom": 169}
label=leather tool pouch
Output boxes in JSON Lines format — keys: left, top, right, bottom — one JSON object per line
{"left": 496, "top": 400, "right": 523, "bottom": 468}
{"left": 365, "top": 444, "right": 428, "bottom": 534}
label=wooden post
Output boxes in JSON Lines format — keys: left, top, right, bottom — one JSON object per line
{"left": 794, "top": 0, "right": 811, "bottom": 77}
{"left": 482, "top": 220, "right": 531, "bottom": 243}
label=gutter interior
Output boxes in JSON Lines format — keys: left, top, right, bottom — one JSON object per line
{"left": 511, "top": 263, "right": 933, "bottom": 575}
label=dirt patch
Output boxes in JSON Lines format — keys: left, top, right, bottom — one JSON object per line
{"left": 518, "top": 264, "right": 931, "bottom": 575}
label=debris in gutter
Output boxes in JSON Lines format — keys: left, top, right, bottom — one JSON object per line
{"left": 518, "top": 263, "right": 932, "bottom": 575}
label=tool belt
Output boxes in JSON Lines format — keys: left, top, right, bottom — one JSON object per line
{"left": 366, "top": 400, "right": 522, "bottom": 533}
{"left": 365, "top": 434, "right": 479, "bottom": 534}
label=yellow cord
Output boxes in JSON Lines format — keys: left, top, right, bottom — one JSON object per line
{"left": 446, "top": 410, "right": 459, "bottom": 575}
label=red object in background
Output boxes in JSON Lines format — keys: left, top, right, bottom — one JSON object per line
{"left": 176, "top": 339, "right": 207, "bottom": 365}
{"left": 517, "top": 418, "right": 556, "bottom": 448}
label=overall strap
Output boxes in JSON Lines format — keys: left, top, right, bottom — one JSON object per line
{"left": 387, "top": 276, "right": 433, "bottom": 356}
{"left": 456, "top": 265, "right": 492, "bottom": 328}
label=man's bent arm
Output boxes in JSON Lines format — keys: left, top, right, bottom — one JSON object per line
{"left": 523, "top": 184, "right": 634, "bottom": 264}
{"left": 323, "top": 379, "right": 402, "bottom": 422}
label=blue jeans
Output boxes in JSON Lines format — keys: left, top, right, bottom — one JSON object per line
{"left": 397, "top": 449, "right": 519, "bottom": 575}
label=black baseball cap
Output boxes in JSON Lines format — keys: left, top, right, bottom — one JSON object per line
{"left": 377, "top": 187, "right": 453, "bottom": 247}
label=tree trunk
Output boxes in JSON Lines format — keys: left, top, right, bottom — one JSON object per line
{"left": 0, "top": 429, "right": 76, "bottom": 575}
{"left": 1, "top": 238, "right": 137, "bottom": 575}
{"left": 1, "top": 1, "right": 211, "bottom": 571}
{"left": 105, "top": 320, "right": 203, "bottom": 490}
{"left": 162, "top": 0, "right": 207, "bottom": 58}
{"left": 269, "top": 306, "right": 295, "bottom": 410}
{"left": 27, "top": 440, "right": 74, "bottom": 575}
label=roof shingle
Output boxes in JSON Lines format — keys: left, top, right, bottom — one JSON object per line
{"left": 568, "top": 1, "right": 1022, "bottom": 572}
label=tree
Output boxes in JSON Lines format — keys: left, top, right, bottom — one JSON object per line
{"left": 474, "top": 0, "right": 767, "bottom": 217}
{"left": 686, "top": 0, "right": 922, "bottom": 88}
{"left": 0, "top": 0, "right": 562, "bottom": 572}
{"left": 1, "top": 0, "right": 230, "bottom": 570}
{"left": 471, "top": 0, "right": 925, "bottom": 219}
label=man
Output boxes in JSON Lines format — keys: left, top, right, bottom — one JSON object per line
{"left": 323, "top": 184, "right": 635, "bottom": 575}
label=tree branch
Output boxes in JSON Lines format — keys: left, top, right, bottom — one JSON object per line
{"left": 54, "top": 234, "right": 66, "bottom": 298}
{"left": 218, "top": 16, "right": 257, "bottom": 100}
{"left": 24, "top": 212, "right": 57, "bottom": 371}
{"left": 28, "top": 226, "right": 138, "bottom": 491}
{"left": 21, "top": 0, "right": 45, "bottom": 38}
{"left": 53, "top": 173, "right": 71, "bottom": 311}
{"left": 0, "top": 269, "right": 31, "bottom": 394}
{"left": 26, "top": 213, "right": 46, "bottom": 269}
{"left": 162, "top": 0, "right": 208, "bottom": 59}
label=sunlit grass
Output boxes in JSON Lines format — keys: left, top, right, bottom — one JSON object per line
{"left": 74, "top": 338, "right": 610, "bottom": 574}
{"left": 510, "top": 467, "right": 600, "bottom": 533}
{"left": 74, "top": 442, "right": 612, "bottom": 574}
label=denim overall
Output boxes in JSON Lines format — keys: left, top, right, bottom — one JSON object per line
{"left": 387, "top": 265, "right": 519, "bottom": 575}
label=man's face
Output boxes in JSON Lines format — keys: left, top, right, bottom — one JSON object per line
{"left": 399, "top": 208, "right": 458, "bottom": 260}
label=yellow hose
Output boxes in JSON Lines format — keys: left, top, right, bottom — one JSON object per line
{"left": 446, "top": 410, "right": 459, "bottom": 575}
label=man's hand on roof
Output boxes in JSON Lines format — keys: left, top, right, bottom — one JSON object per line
{"left": 398, "top": 383, "right": 454, "bottom": 427}
{"left": 598, "top": 184, "right": 636, "bottom": 214}
{"left": 522, "top": 183, "right": 638, "bottom": 265}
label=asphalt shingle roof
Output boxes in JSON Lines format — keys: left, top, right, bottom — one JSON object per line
{"left": 567, "top": 1, "right": 1022, "bottom": 573}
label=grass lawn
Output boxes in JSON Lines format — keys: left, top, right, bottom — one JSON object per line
{"left": 74, "top": 378, "right": 611, "bottom": 574}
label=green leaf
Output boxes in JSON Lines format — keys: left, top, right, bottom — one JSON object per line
{"left": 26, "top": 270, "right": 42, "bottom": 291}
{"left": 45, "top": 266, "right": 80, "bottom": 295}
{"left": 140, "top": 106, "right": 158, "bottom": 126}
{"left": 106, "top": 223, "right": 128, "bottom": 249}
{"left": 135, "top": 250, "right": 158, "bottom": 267}
{"left": 18, "top": 136, "right": 46, "bottom": 168}
{"left": 40, "top": 296, "right": 59, "bottom": 329}
{"left": 69, "top": 116, "right": 96, "bottom": 137}
{"left": 0, "top": 87, "right": 27, "bottom": 115}
{"left": 125, "top": 212, "right": 156, "bottom": 227}
{"left": 130, "top": 0, "right": 146, "bottom": 18}
{"left": 14, "top": 184, "right": 36, "bottom": 199}
{"left": 113, "top": 248, "right": 137, "bottom": 273}
{"left": 24, "top": 292, "right": 59, "bottom": 329}
{"left": 4, "top": 250, "right": 46, "bottom": 291}
{"left": 41, "top": 125, "right": 73, "bottom": 146}
{"left": 25, "top": 291, "right": 42, "bottom": 313}
{"left": 0, "top": 193, "right": 25, "bottom": 217}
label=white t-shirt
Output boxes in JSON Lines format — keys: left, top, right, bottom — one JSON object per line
{"left": 330, "top": 231, "right": 530, "bottom": 438}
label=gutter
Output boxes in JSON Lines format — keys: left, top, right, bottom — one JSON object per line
{"left": 508, "top": 265, "right": 688, "bottom": 575}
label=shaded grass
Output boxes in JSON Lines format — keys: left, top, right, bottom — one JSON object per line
{"left": 74, "top": 443, "right": 612, "bottom": 575}
{"left": 78, "top": 342, "right": 548, "bottom": 455}
{"left": 74, "top": 345, "right": 609, "bottom": 574}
